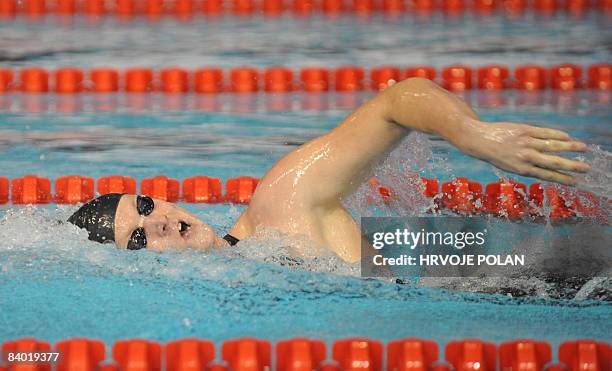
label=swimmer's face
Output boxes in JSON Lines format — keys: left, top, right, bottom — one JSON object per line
{"left": 113, "top": 194, "right": 221, "bottom": 251}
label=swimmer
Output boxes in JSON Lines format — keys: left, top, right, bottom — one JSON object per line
{"left": 69, "top": 78, "right": 590, "bottom": 262}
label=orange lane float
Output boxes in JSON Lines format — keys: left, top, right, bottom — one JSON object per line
{"left": 194, "top": 68, "right": 224, "bottom": 93}
{"left": 551, "top": 64, "right": 583, "bottom": 90}
{"left": 55, "top": 338, "right": 106, "bottom": 371}
{"left": 387, "top": 338, "right": 439, "bottom": 371}
{"left": 445, "top": 339, "right": 497, "bottom": 371}
{"left": 183, "top": 176, "right": 223, "bottom": 203}
{"left": 515, "top": 65, "right": 547, "bottom": 90}
{"left": 0, "top": 175, "right": 605, "bottom": 221}
{"left": 54, "top": 175, "right": 95, "bottom": 204}
{"left": 160, "top": 68, "right": 190, "bottom": 93}
{"left": 333, "top": 338, "right": 383, "bottom": 371}
{"left": 0, "top": 65, "right": 608, "bottom": 94}
{"left": 300, "top": 68, "right": 330, "bottom": 92}
{"left": 265, "top": 67, "right": 295, "bottom": 92}
{"left": 90, "top": 68, "right": 120, "bottom": 92}
{"left": 0, "top": 176, "right": 8, "bottom": 204}
{"left": 98, "top": 175, "right": 137, "bottom": 195}
{"left": 165, "top": 339, "right": 215, "bottom": 371}
{"left": 0, "top": 338, "right": 610, "bottom": 371}
{"left": 478, "top": 65, "right": 510, "bottom": 90}
{"left": 499, "top": 340, "right": 552, "bottom": 371}
{"left": 405, "top": 66, "right": 437, "bottom": 80}
{"left": 2, "top": 0, "right": 610, "bottom": 14}
{"left": 141, "top": 176, "right": 180, "bottom": 202}
{"left": 371, "top": 66, "right": 401, "bottom": 91}
{"left": 442, "top": 65, "right": 473, "bottom": 91}
{"left": 276, "top": 338, "right": 327, "bottom": 371}
{"left": 558, "top": 340, "right": 612, "bottom": 371}
{"left": 11, "top": 175, "right": 51, "bottom": 204}
{"left": 588, "top": 64, "right": 612, "bottom": 90}
{"left": 112, "top": 339, "right": 162, "bottom": 371}
{"left": 224, "top": 176, "right": 259, "bottom": 204}
{"left": 0, "top": 69, "right": 13, "bottom": 92}
{"left": 335, "top": 66, "right": 366, "bottom": 92}
{"left": 222, "top": 338, "right": 271, "bottom": 371}
{"left": 20, "top": 68, "right": 49, "bottom": 93}
{"left": 231, "top": 67, "right": 259, "bottom": 93}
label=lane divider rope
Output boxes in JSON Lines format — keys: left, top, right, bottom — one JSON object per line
{"left": 0, "top": 64, "right": 610, "bottom": 94}
{"left": 0, "top": 0, "right": 609, "bottom": 17}
{"left": 0, "top": 338, "right": 610, "bottom": 371}
{"left": 0, "top": 174, "right": 607, "bottom": 219}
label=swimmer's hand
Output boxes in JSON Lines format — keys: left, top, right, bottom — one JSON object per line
{"left": 457, "top": 120, "right": 590, "bottom": 186}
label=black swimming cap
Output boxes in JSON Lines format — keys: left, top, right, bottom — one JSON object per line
{"left": 68, "top": 193, "right": 123, "bottom": 244}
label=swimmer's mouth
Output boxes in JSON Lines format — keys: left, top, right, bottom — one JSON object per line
{"left": 179, "top": 221, "right": 191, "bottom": 237}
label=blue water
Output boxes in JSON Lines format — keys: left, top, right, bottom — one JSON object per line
{"left": 0, "top": 12, "right": 611, "bottom": 350}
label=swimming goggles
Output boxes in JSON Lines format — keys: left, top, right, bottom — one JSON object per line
{"left": 127, "top": 195, "right": 155, "bottom": 250}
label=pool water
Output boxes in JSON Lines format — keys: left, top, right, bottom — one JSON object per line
{"left": 0, "top": 12, "right": 611, "bottom": 346}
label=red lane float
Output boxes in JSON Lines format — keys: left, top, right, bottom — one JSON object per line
{"left": 405, "top": 66, "right": 436, "bottom": 80}
{"left": 0, "top": 64, "right": 609, "bottom": 94}
{"left": 335, "top": 66, "right": 365, "bottom": 92}
{"left": 446, "top": 340, "right": 496, "bottom": 371}
{"left": 112, "top": 339, "right": 162, "bottom": 371}
{"left": 0, "top": 176, "right": 8, "bottom": 204}
{"left": 231, "top": 67, "right": 259, "bottom": 93}
{"left": 55, "top": 338, "right": 106, "bottom": 371}
{"left": 551, "top": 64, "right": 582, "bottom": 90}
{"left": 54, "top": 175, "right": 95, "bottom": 204}
{"left": 55, "top": 68, "right": 84, "bottom": 93}
{"left": 160, "top": 68, "right": 190, "bottom": 93}
{"left": 195, "top": 68, "right": 224, "bottom": 93}
{"left": 333, "top": 338, "right": 383, "bottom": 371}
{"left": 478, "top": 65, "right": 509, "bottom": 90}
{"left": 2, "top": 338, "right": 52, "bottom": 371}
{"left": 300, "top": 68, "right": 330, "bottom": 92}
{"left": 98, "top": 175, "right": 137, "bottom": 195}
{"left": 203, "top": 0, "right": 224, "bottom": 13}
{"left": 515, "top": 65, "right": 547, "bottom": 90}
{"left": 383, "top": 0, "right": 405, "bottom": 11}
{"left": 0, "top": 0, "right": 17, "bottom": 16}
{"left": 276, "top": 338, "right": 327, "bottom": 371}
{"left": 11, "top": 175, "right": 51, "bottom": 204}
{"left": 140, "top": 176, "right": 180, "bottom": 202}
{"left": 371, "top": 66, "right": 401, "bottom": 91}
{"left": 588, "top": 64, "right": 611, "bottom": 90}
{"left": 387, "top": 338, "right": 438, "bottom": 371}
{"left": 442, "top": 65, "right": 473, "bottom": 91}
{"left": 0, "top": 69, "right": 13, "bottom": 92}
{"left": 125, "top": 68, "right": 154, "bottom": 93}
{"left": 265, "top": 67, "right": 295, "bottom": 92}
{"left": 84, "top": 0, "right": 105, "bottom": 14}
{"left": 225, "top": 176, "right": 259, "bottom": 203}
{"left": 90, "top": 68, "right": 120, "bottom": 92}
{"left": 222, "top": 338, "right": 271, "bottom": 371}
{"left": 558, "top": 340, "right": 612, "bottom": 371}
{"left": 183, "top": 176, "right": 223, "bottom": 203}
{"left": 484, "top": 179, "right": 527, "bottom": 218}
{"left": 0, "top": 175, "right": 606, "bottom": 220}
{"left": 0, "top": 338, "right": 611, "bottom": 371}
{"left": 499, "top": 340, "right": 552, "bottom": 371}
{"left": 165, "top": 339, "right": 215, "bottom": 371}
{"left": 20, "top": 68, "right": 49, "bottom": 93}
{"left": 441, "top": 177, "right": 483, "bottom": 214}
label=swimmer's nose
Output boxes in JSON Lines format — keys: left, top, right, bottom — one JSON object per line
{"left": 144, "top": 215, "right": 172, "bottom": 237}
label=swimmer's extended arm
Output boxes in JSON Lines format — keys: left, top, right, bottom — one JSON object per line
{"left": 383, "top": 78, "right": 589, "bottom": 185}
{"left": 257, "top": 78, "right": 589, "bottom": 209}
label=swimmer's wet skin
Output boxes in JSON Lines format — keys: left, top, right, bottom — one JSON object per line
{"left": 68, "top": 78, "right": 590, "bottom": 262}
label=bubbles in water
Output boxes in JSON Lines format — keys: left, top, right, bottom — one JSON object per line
{"left": 575, "top": 145, "right": 612, "bottom": 200}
